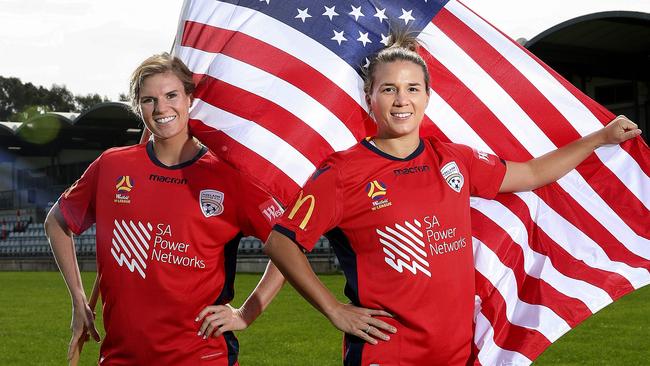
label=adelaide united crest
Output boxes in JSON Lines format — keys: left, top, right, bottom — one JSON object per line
{"left": 199, "top": 189, "right": 224, "bottom": 217}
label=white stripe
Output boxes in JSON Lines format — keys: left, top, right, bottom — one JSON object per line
{"left": 178, "top": 0, "right": 367, "bottom": 109}
{"left": 425, "top": 90, "right": 494, "bottom": 154}
{"left": 111, "top": 238, "right": 122, "bottom": 253}
{"left": 191, "top": 99, "right": 315, "bottom": 186}
{"left": 385, "top": 226, "right": 428, "bottom": 256}
{"left": 474, "top": 311, "right": 533, "bottom": 366}
{"left": 516, "top": 191, "right": 650, "bottom": 288}
{"left": 445, "top": 0, "right": 650, "bottom": 209}
{"left": 420, "top": 23, "right": 555, "bottom": 158}
{"left": 122, "top": 220, "right": 148, "bottom": 261}
{"left": 594, "top": 144, "right": 650, "bottom": 211}
{"left": 404, "top": 220, "right": 423, "bottom": 237}
{"left": 377, "top": 228, "right": 429, "bottom": 267}
{"left": 110, "top": 247, "right": 146, "bottom": 279}
{"left": 395, "top": 223, "right": 424, "bottom": 247}
{"left": 471, "top": 197, "right": 613, "bottom": 313}
{"left": 114, "top": 220, "right": 147, "bottom": 271}
{"left": 379, "top": 238, "right": 410, "bottom": 262}
{"left": 380, "top": 240, "right": 432, "bottom": 277}
{"left": 113, "top": 228, "right": 132, "bottom": 258}
{"left": 138, "top": 221, "right": 152, "bottom": 241}
{"left": 129, "top": 221, "right": 150, "bottom": 254}
{"left": 473, "top": 238, "right": 571, "bottom": 341}
{"left": 420, "top": 23, "right": 648, "bottom": 252}
{"left": 177, "top": 46, "right": 357, "bottom": 151}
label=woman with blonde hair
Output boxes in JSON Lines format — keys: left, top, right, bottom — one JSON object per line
{"left": 46, "top": 53, "right": 284, "bottom": 365}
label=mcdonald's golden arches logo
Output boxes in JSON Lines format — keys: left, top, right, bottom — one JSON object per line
{"left": 287, "top": 190, "right": 315, "bottom": 230}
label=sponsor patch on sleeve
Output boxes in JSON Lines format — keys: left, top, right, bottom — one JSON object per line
{"left": 473, "top": 148, "right": 495, "bottom": 166}
{"left": 259, "top": 198, "right": 284, "bottom": 224}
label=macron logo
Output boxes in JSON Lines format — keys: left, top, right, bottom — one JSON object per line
{"left": 110, "top": 219, "right": 153, "bottom": 279}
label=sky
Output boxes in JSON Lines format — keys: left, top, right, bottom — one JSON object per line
{"left": 1, "top": 0, "right": 649, "bottom": 102}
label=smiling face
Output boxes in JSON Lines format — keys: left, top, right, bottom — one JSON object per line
{"left": 367, "top": 60, "right": 430, "bottom": 140}
{"left": 138, "top": 71, "right": 192, "bottom": 143}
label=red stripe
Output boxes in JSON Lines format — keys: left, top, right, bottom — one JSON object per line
{"left": 420, "top": 48, "right": 650, "bottom": 270}
{"left": 496, "top": 193, "right": 635, "bottom": 300}
{"left": 181, "top": 20, "right": 374, "bottom": 138}
{"left": 189, "top": 119, "right": 299, "bottom": 204}
{"left": 475, "top": 271, "right": 550, "bottom": 360}
{"left": 471, "top": 209, "right": 591, "bottom": 327}
{"left": 434, "top": 9, "right": 649, "bottom": 238}
{"left": 453, "top": 1, "right": 650, "bottom": 178}
{"left": 419, "top": 115, "right": 452, "bottom": 143}
{"left": 193, "top": 76, "right": 334, "bottom": 166}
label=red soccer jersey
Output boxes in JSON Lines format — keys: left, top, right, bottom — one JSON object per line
{"left": 275, "top": 137, "right": 506, "bottom": 366}
{"left": 58, "top": 142, "right": 282, "bottom": 366}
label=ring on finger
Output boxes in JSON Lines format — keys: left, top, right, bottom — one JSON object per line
{"left": 364, "top": 325, "right": 371, "bottom": 334}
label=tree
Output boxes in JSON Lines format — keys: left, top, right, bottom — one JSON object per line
{"left": 0, "top": 76, "right": 112, "bottom": 119}
{"left": 74, "top": 93, "right": 109, "bottom": 112}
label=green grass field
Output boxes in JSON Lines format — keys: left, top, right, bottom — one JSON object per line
{"left": 0, "top": 272, "right": 648, "bottom": 365}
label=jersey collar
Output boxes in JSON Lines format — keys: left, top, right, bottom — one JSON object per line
{"left": 361, "top": 137, "right": 425, "bottom": 161}
{"left": 146, "top": 140, "right": 208, "bottom": 170}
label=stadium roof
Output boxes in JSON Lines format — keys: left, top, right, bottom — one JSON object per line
{"left": 525, "top": 11, "right": 650, "bottom": 80}
{"left": 0, "top": 102, "right": 143, "bottom": 157}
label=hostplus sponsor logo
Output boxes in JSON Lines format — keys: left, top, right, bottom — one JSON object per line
{"left": 377, "top": 214, "right": 467, "bottom": 278}
{"left": 110, "top": 220, "right": 207, "bottom": 279}
{"left": 114, "top": 176, "right": 134, "bottom": 204}
{"left": 149, "top": 174, "right": 187, "bottom": 185}
{"left": 365, "top": 180, "right": 392, "bottom": 211}
{"left": 393, "top": 165, "right": 430, "bottom": 176}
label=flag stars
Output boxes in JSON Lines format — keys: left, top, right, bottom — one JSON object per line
{"left": 363, "top": 57, "right": 370, "bottom": 69}
{"left": 331, "top": 30, "right": 347, "bottom": 45}
{"left": 373, "top": 7, "right": 388, "bottom": 23}
{"left": 380, "top": 33, "right": 391, "bottom": 46}
{"left": 323, "top": 5, "right": 339, "bottom": 21}
{"left": 259, "top": 0, "right": 270, "bottom": 4}
{"left": 357, "top": 31, "right": 372, "bottom": 47}
{"left": 399, "top": 9, "right": 415, "bottom": 25}
{"left": 295, "top": 8, "right": 312, "bottom": 23}
{"left": 349, "top": 5, "right": 364, "bottom": 21}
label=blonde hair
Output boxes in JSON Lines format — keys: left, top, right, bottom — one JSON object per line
{"left": 129, "top": 53, "right": 195, "bottom": 115}
{"left": 363, "top": 28, "right": 430, "bottom": 96}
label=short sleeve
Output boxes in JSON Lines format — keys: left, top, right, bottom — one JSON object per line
{"left": 57, "top": 156, "right": 101, "bottom": 235}
{"left": 237, "top": 174, "right": 284, "bottom": 241}
{"left": 452, "top": 144, "right": 506, "bottom": 199}
{"left": 274, "top": 160, "right": 342, "bottom": 252}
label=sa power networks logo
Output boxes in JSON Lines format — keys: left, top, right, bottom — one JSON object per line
{"left": 376, "top": 215, "right": 467, "bottom": 278}
{"left": 114, "top": 176, "right": 134, "bottom": 204}
{"left": 110, "top": 219, "right": 153, "bottom": 279}
{"left": 200, "top": 189, "right": 224, "bottom": 217}
{"left": 365, "top": 180, "right": 392, "bottom": 211}
{"left": 440, "top": 162, "right": 464, "bottom": 193}
{"left": 111, "top": 220, "right": 207, "bottom": 279}
{"left": 376, "top": 219, "right": 431, "bottom": 278}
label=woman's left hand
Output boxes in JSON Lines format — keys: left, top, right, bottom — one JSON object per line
{"left": 597, "top": 115, "right": 642, "bottom": 146}
{"left": 195, "top": 304, "right": 247, "bottom": 339}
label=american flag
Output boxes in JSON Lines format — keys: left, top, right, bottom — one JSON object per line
{"left": 172, "top": 0, "right": 650, "bottom": 364}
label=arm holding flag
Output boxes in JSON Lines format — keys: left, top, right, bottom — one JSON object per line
{"left": 500, "top": 115, "right": 641, "bottom": 192}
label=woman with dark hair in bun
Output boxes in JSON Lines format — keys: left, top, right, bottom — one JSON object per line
{"left": 263, "top": 30, "right": 641, "bottom": 365}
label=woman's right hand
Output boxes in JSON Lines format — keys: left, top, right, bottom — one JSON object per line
{"left": 68, "top": 300, "right": 100, "bottom": 361}
{"left": 325, "top": 303, "right": 397, "bottom": 345}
